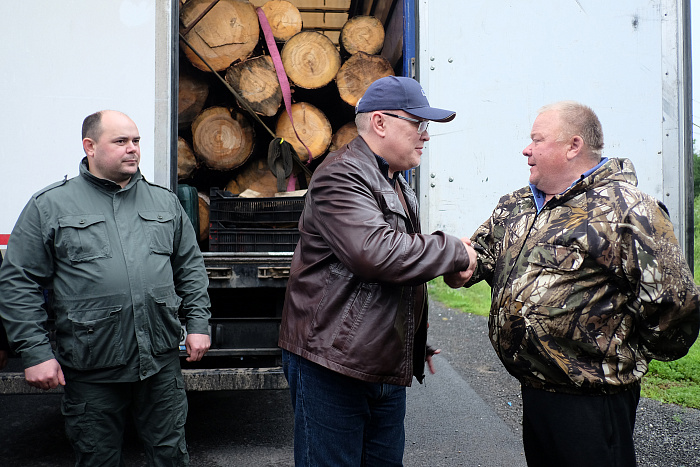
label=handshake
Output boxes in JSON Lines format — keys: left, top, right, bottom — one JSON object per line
{"left": 443, "top": 237, "right": 479, "bottom": 289}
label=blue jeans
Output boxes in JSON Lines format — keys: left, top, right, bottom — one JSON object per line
{"left": 282, "top": 350, "right": 406, "bottom": 466}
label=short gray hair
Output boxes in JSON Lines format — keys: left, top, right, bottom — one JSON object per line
{"left": 539, "top": 101, "right": 604, "bottom": 157}
{"left": 354, "top": 112, "right": 372, "bottom": 135}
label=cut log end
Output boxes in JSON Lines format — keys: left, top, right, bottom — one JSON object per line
{"left": 340, "top": 15, "right": 385, "bottom": 55}
{"left": 336, "top": 52, "right": 395, "bottom": 107}
{"left": 260, "top": 0, "right": 302, "bottom": 42}
{"left": 329, "top": 122, "right": 359, "bottom": 152}
{"left": 281, "top": 31, "right": 342, "bottom": 89}
{"left": 225, "top": 56, "right": 282, "bottom": 117}
{"left": 180, "top": 0, "right": 260, "bottom": 72}
{"left": 178, "top": 137, "right": 198, "bottom": 180}
{"left": 191, "top": 107, "right": 255, "bottom": 171}
{"left": 276, "top": 102, "right": 332, "bottom": 162}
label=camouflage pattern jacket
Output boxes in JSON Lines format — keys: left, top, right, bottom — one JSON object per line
{"left": 469, "top": 158, "right": 700, "bottom": 394}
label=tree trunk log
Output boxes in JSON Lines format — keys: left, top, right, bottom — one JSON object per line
{"left": 178, "top": 137, "right": 198, "bottom": 180}
{"left": 275, "top": 102, "right": 332, "bottom": 162}
{"left": 259, "top": 0, "right": 302, "bottom": 42}
{"left": 336, "top": 52, "right": 394, "bottom": 107}
{"left": 281, "top": 31, "right": 341, "bottom": 89}
{"left": 340, "top": 15, "right": 385, "bottom": 55}
{"left": 180, "top": 0, "right": 260, "bottom": 72}
{"left": 197, "top": 191, "right": 210, "bottom": 242}
{"left": 329, "top": 121, "right": 359, "bottom": 152}
{"left": 178, "top": 70, "right": 210, "bottom": 130}
{"left": 191, "top": 107, "right": 255, "bottom": 171}
{"left": 226, "top": 158, "right": 283, "bottom": 198}
{"left": 225, "top": 56, "right": 282, "bottom": 117}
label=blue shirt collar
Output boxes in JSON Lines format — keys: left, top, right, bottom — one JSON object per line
{"left": 530, "top": 157, "right": 608, "bottom": 212}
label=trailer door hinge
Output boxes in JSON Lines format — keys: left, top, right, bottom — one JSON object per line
{"left": 258, "top": 267, "right": 290, "bottom": 279}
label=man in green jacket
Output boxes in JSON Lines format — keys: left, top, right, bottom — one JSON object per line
{"left": 0, "top": 110, "right": 211, "bottom": 466}
{"left": 446, "top": 101, "right": 700, "bottom": 467}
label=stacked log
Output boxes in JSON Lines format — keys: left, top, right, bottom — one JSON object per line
{"left": 177, "top": 0, "right": 395, "bottom": 246}
{"left": 225, "top": 56, "right": 282, "bottom": 117}
{"left": 180, "top": 0, "right": 260, "bottom": 72}
{"left": 340, "top": 15, "right": 385, "bottom": 55}
{"left": 177, "top": 137, "right": 198, "bottom": 179}
{"left": 259, "top": 0, "right": 302, "bottom": 42}
{"left": 275, "top": 102, "right": 332, "bottom": 162}
{"left": 336, "top": 52, "right": 394, "bottom": 107}
{"left": 191, "top": 106, "right": 255, "bottom": 171}
{"left": 281, "top": 31, "right": 342, "bottom": 89}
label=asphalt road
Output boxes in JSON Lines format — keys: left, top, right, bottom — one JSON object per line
{"left": 0, "top": 302, "right": 526, "bottom": 467}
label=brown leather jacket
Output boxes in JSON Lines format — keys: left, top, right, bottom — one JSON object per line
{"left": 279, "top": 137, "right": 470, "bottom": 386}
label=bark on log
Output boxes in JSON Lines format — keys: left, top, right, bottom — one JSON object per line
{"left": 180, "top": 0, "right": 260, "bottom": 72}
{"left": 281, "top": 31, "right": 341, "bottom": 89}
{"left": 179, "top": 71, "right": 210, "bottom": 129}
{"left": 191, "top": 107, "right": 255, "bottom": 171}
{"left": 329, "top": 121, "right": 359, "bottom": 152}
{"left": 336, "top": 52, "right": 394, "bottom": 107}
{"left": 340, "top": 15, "right": 385, "bottom": 55}
{"left": 275, "top": 102, "right": 332, "bottom": 162}
{"left": 259, "top": 0, "right": 302, "bottom": 42}
{"left": 197, "top": 191, "right": 210, "bottom": 242}
{"left": 178, "top": 137, "right": 198, "bottom": 180}
{"left": 225, "top": 56, "right": 282, "bottom": 117}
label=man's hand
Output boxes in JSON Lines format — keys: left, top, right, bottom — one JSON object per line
{"left": 25, "top": 358, "right": 65, "bottom": 390}
{"left": 426, "top": 348, "right": 441, "bottom": 374}
{"left": 444, "top": 237, "right": 478, "bottom": 288}
{"left": 185, "top": 333, "right": 211, "bottom": 362}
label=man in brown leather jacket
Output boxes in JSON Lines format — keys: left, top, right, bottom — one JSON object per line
{"left": 279, "top": 76, "right": 476, "bottom": 466}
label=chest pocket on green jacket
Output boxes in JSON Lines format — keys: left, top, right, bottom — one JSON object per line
{"left": 139, "top": 211, "right": 175, "bottom": 255}
{"left": 57, "top": 214, "right": 111, "bottom": 263}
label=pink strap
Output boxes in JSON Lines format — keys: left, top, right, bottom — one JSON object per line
{"left": 256, "top": 7, "right": 313, "bottom": 164}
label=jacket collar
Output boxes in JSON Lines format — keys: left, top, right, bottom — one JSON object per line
{"left": 79, "top": 156, "right": 142, "bottom": 192}
{"left": 527, "top": 157, "right": 638, "bottom": 211}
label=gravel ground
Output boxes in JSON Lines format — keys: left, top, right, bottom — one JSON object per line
{"left": 427, "top": 298, "right": 700, "bottom": 467}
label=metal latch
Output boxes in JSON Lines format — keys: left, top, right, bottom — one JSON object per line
{"left": 258, "top": 267, "right": 290, "bottom": 279}
{"left": 207, "top": 267, "right": 233, "bottom": 280}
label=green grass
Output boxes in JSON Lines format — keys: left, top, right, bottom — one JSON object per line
{"left": 427, "top": 279, "right": 491, "bottom": 317}
{"left": 428, "top": 272, "right": 700, "bottom": 409}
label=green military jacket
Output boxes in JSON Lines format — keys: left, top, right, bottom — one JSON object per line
{"left": 0, "top": 158, "right": 211, "bottom": 382}
{"left": 469, "top": 158, "right": 700, "bottom": 394}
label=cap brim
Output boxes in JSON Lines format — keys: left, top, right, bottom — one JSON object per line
{"left": 406, "top": 107, "right": 456, "bottom": 122}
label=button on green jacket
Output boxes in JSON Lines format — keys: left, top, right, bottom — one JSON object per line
{"left": 0, "top": 158, "right": 211, "bottom": 382}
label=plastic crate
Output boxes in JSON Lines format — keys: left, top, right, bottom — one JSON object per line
{"left": 209, "top": 189, "right": 305, "bottom": 228}
{"left": 209, "top": 227, "right": 300, "bottom": 253}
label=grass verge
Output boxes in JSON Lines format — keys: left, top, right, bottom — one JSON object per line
{"left": 428, "top": 277, "right": 700, "bottom": 409}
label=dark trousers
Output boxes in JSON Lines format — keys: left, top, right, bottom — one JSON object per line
{"left": 521, "top": 384, "right": 640, "bottom": 467}
{"left": 283, "top": 350, "right": 407, "bottom": 466}
{"left": 61, "top": 358, "right": 189, "bottom": 467}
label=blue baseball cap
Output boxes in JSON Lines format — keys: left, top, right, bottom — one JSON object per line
{"left": 355, "top": 76, "right": 456, "bottom": 122}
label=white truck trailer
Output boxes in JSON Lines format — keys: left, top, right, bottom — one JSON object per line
{"left": 0, "top": 0, "right": 692, "bottom": 393}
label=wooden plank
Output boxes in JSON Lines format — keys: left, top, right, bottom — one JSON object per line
{"left": 250, "top": 0, "right": 351, "bottom": 11}
{"left": 301, "top": 11, "right": 349, "bottom": 29}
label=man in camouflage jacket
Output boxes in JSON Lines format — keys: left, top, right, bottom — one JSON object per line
{"left": 446, "top": 101, "right": 700, "bottom": 467}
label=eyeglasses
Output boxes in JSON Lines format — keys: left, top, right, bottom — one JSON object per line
{"left": 381, "top": 112, "right": 430, "bottom": 134}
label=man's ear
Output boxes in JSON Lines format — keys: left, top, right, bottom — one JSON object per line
{"left": 566, "top": 135, "right": 584, "bottom": 160}
{"left": 83, "top": 138, "right": 96, "bottom": 157}
{"left": 370, "top": 112, "right": 387, "bottom": 137}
